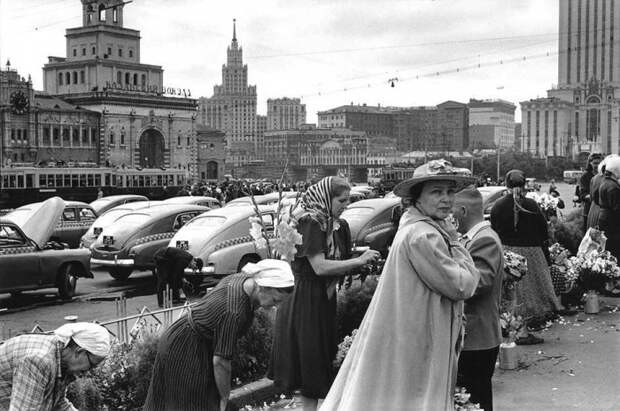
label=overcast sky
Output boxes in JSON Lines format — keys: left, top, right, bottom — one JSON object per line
{"left": 0, "top": 0, "right": 560, "bottom": 122}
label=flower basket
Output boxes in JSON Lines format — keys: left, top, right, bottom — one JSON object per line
{"left": 548, "top": 243, "right": 572, "bottom": 295}
{"left": 566, "top": 250, "right": 620, "bottom": 294}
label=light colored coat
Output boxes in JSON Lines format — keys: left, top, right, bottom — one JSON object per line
{"left": 321, "top": 207, "right": 480, "bottom": 411}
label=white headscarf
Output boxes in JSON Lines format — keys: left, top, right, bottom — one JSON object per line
{"left": 242, "top": 258, "right": 294, "bottom": 288}
{"left": 54, "top": 322, "right": 111, "bottom": 358}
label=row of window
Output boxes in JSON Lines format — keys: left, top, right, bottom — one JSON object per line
{"left": 116, "top": 71, "right": 147, "bottom": 86}
{"left": 59, "top": 71, "right": 86, "bottom": 86}
{"left": 41, "top": 126, "right": 98, "bottom": 147}
{"left": 72, "top": 45, "right": 133, "bottom": 59}
{"left": 1, "top": 172, "right": 185, "bottom": 190}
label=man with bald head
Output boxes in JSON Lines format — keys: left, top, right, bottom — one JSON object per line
{"left": 452, "top": 187, "right": 504, "bottom": 411}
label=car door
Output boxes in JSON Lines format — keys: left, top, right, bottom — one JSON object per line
{"left": 0, "top": 224, "right": 42, "bottom": 292}
{"left": 76, "top": 206, "right": 97, "bottom": 245}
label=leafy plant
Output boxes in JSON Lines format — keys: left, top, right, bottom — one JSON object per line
{"left": 336, "top": 276, "right": 379, "bottom": 341}
{"left": 548, "top": 208, "right": 585, "bottom": 255}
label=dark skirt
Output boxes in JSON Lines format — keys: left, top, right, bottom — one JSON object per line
{"left": 143, "top": 316, "right": 219, "bottom": 411}
{"left": 587, "top": 202, "right": 601, "bottom": 229}
{"left": 504, "top": 245, "right": 562, "bottom": 320}
{"left": 269, "top": 275, "right": 337, "bottom": 399}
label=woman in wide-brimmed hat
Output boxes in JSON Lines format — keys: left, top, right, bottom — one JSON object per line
{"left": 321, "top": 159, "right": 480, "bottom": 411}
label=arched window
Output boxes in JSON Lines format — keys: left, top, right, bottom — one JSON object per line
{"left": 117, "top": 71, "right": 122, "bottom": 84}
{"left": 59, "top": 72, "right": 64, "bottom": 85}
{"left": 125, "top": 72, "right": 130, "bottom": 85}
{"left": 65, "top": 72, "right": 71, "bottom": 84}
{"left": 113, "top": 7, "right": 118, "bottom": 23}
{"left": 99, "top": 4, "right": 106, "bottom": 21}
{"left": 133, "top": 73, "right": 138, "bottom": 85}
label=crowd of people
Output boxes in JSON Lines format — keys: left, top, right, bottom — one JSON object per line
{"left": 2, "top": 155, "right": 620, "bottom": 410}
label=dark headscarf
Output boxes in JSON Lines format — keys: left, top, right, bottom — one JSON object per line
{"left": 504, "top": 169, "right": 533, "bottom": 229}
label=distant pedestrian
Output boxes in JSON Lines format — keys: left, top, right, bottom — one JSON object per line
{"left": 143, "top": 260, "right": 294, "bottom": 411}
{"left": 97, "top": 187, "right": 104, "bottom": 199}
{"left": 153, "top": 246, "right": 194, "bottom": 307}
{"left": 0, "top": 322, "right": 110, "bottom": 410}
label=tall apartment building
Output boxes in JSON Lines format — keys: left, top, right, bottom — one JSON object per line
{"left": 468, "top": 99, "right": 516, "bottom": 149}
{"left": 199, "top": 20, "right": 257, "bottom": 166}
{"left": 521, "top": 0, "right": 620, "bottom": 157}
{"left": 267, "top": 98, "right": 306, "bottom": 130}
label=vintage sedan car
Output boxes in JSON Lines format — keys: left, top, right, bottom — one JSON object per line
{"left": 0, "top": 197, "right": 92, "bottom": 299}
{"left": 8, "top": 200, "right": 98, "bottom": 248}
{"left": 89, "top": 194, "right": 149, "bottom": 215}
{"left": 340, "top": 197, "right": 402, "bottom": 258}
{"left": 80, "top": 200, "right": 162, "bottom": 249}
{"left": 162, "top": 196, "right": 221, "bottom": 208}
{"left": 478, "top": 186, "right": 510, "bottom": 219}
{"left": 90, "top": 204, "right": 208, "bottom": 280}
{"left": 170, "top": 205, "right": 276, "bottom": 292}
{"left": 225, "top": 192, "right": 300, "bottom": 207}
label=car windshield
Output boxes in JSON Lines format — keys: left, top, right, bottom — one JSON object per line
{"left": 114, "top": 213, "right": 151, "bottom": 227}
{"left": 0, "top": 225, "right": 26, "bottom": 245}
{"left": 341, "top": 207, "right": 375, "bottom": 224}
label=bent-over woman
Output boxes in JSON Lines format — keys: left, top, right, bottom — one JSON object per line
{"left": 144, "top": 259, "right": 295, "bottom": 411}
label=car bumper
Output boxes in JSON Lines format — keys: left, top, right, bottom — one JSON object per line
{"left": 91, "top": 257, "right": 135, "bottom": 266}
{"left": 184, "top": 266, "right": 215, "bottom": 276}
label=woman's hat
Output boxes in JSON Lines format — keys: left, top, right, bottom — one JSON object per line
{"left": 393, "top": 159, "right": 476, "bottom": 197}
{"left": 604, "top": 156, "right": 620, "bottom": 180}
{"left": 242, "top": 258, "right": 294, "bottom": 288}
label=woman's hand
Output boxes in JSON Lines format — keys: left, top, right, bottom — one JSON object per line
{"left": 358, "top": 249, "right": 381, "bottom": 265}
{"left": 439, "top": 219, "right": 460, "bottom": 242}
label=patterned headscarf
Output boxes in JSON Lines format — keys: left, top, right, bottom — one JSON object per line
{"left": 298, "top": 176, "right": 334, "bottom": 232}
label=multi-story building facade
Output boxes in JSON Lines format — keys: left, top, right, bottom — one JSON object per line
{"left": 521, "top": 0, "right": 620, "bottom": 157}
{"left": 1, "top": 65, "right": 100, "bottom": 167}
{"left": 42, "top": 0, "right": 198, "bottom": 177}
{"left": 468, "top": 99, "right": 516, "bottom": 149}
{"left": 317, "top": 102, "right": 469, "bottom": 153}
{"left": 196, "top": 125, "right": 226, "bottom": 182}
{"left": 199, "top": 21, "right": 257, "bottom": 167}
{"left": 256, "top": 114, "right": 267, "bottom": 159}
{"left": 267, "top": 98, "right": 306, "bottom": 131}
{"left": 263, "top": 125, "right": 368, "bottom": 181}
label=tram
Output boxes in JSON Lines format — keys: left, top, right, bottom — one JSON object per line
{"left": 380, "top": 166, "right": 417, "bottom": 191}
{"left": 0, "top": 165, "right": 187, "bottom": 210}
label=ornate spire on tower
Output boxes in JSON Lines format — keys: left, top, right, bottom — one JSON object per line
{"left": 232, "top": 18, "right": 237, "bottom": 42}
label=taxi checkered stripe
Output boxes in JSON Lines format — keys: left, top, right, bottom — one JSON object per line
{"left": 55, "top": 221, "right": 93, "bottom": 230}
{"left": 366, "top": 222, "right": 394, "bottom": 234}
{"left": 134, "top": 232, "right": 175, "bottom": 245}
{"left": 214, "top": 233, "right": 276, "bottom": 251}
{"left": 0, "top": 246, "right": 36, "bottom": 254}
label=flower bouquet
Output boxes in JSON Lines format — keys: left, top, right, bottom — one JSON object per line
{"left": 454, "top": 387, "right": 483, "bottom": 410}
{"left": 548, "top": 243, "right": 572, "bottom": 295}
{"left": 526, "top": 191, "right": 559, "bottom": 219}
{"left": 333, "top": 328, "right": 357, "bottom": 369}
{"left": 566, "top": 249, "right": 620, "bottom": 313}
{"left": 502, "top": 250, "right": 527, "bottom": 301}
{"left": 498, "top": 311, "right": 524, "bottom": 370}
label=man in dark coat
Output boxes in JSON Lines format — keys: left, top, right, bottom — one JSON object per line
{"left": 579, "top": 153, "right": 602, "bottom": 230}
{"left": 153, "top": 246, "right": 194, "bottom": 307}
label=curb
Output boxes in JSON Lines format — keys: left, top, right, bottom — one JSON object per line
{"left": 229, "top": 378, "right": 279, "bottom": 410}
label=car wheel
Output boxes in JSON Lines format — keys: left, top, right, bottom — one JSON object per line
{"left": 237, "top": 255, "right": 261, "bottom": 273}
{"left": 58, "top": 264, "right": 78, "bottom": 300}
{"left": 109, "top": 267, "right": 133, "bottom": 281}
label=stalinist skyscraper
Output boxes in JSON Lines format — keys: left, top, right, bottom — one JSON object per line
{"left": 521, "top": 0, "right": 620, "bottom": 158}
{"left": 199, "top": 20, "right": 258, "bottom": 167}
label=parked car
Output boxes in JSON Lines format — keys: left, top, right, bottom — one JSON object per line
{"left": 478, "top": 186, "right": 510, "bottom": 219}
{"left": 89, "top": 194, "right": 149, "bottom": 215}
{"left": 162, "top": 196, "right": 221, "bottom": 208}
{"left": 225, "top": 192, "right": 300, "bottom": 207}
{"left": 80, "top": 201, "right": 162, "bottom": 249}
{"left": 340, "top": 197, "right": 402, "bottom": 258}
{"left": 89, "top": 204, "right": 208, "bottom": 280}
{"left": 171, "top": 205, "right": 276, "bottom": 293}
{"left": 8, "top": 200, "right": 99, "bottom": 248}
{"left": 0, "top": 197, "right": 92, "bottom": 299}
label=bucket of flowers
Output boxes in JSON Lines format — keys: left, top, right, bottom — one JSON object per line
{"left": 498, "top": 311, "right": 523, "bottom": 370}
{"left": 565, "top": 249, "right": 620, "bottom": 314}
{"left": 548, "top": 243, "right": 572, "bottom": 295}
{"left": 525, "top": 191, "right": 560, "bottom": 220}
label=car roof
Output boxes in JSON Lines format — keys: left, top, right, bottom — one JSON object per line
{"left": 163, "top": 196, "right": 220, "bottom": 204}
{"left": 64, "top": 200, "right": 92, "bottom": 208}
{"left": 91, "top": 194, "right": 149, "bottom": 203}
{"left": 120, "top": 204, "right": 209, "bottom": 219}
{"left": 346, "top": 197, "right": 401, "bottom": 209}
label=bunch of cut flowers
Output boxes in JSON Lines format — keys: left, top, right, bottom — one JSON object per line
{"left": 454, "top": 387, "right": 483, "bottom": 411}
{"left": 525, "top": 191, "right": 559, "bottom": 214}
{"left": 247, "top": 164, "right": 303, "bottom": 262}
{"left": 499, "top": 311, "right": 524, "bottom": 343}
{"left": 548, "top": 242, "right": 573, "bottom": 294}
{"left": 565, "top": 249, "right": 620, "bottom": 293}
{"left": 333, "top": 328, "right": 358, "bottom": 369}
{"left": 502, "top": 250, "right": 527, "bottom": 299}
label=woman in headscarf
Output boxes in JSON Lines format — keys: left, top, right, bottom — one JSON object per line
{"left": 587, "top": 154, "right": 618, "bottom": 229}
{"left": 597, "top": 157, "right": 620, "bottom": 259}
{"left": 321, "top": 160, "right": 480, "bottom": 411}
{"left": 144, "top": 260, "right": 296, "bottom": 411}
{"left": 269, "top": 176, "right": 380, "bottom": 411}
{"left": 491, "top": 169, "right": 562, "bottom": 345}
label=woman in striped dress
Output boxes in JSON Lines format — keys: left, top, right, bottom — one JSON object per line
{"left": 143, "top": 260, "right": 294, "bottom": 411}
